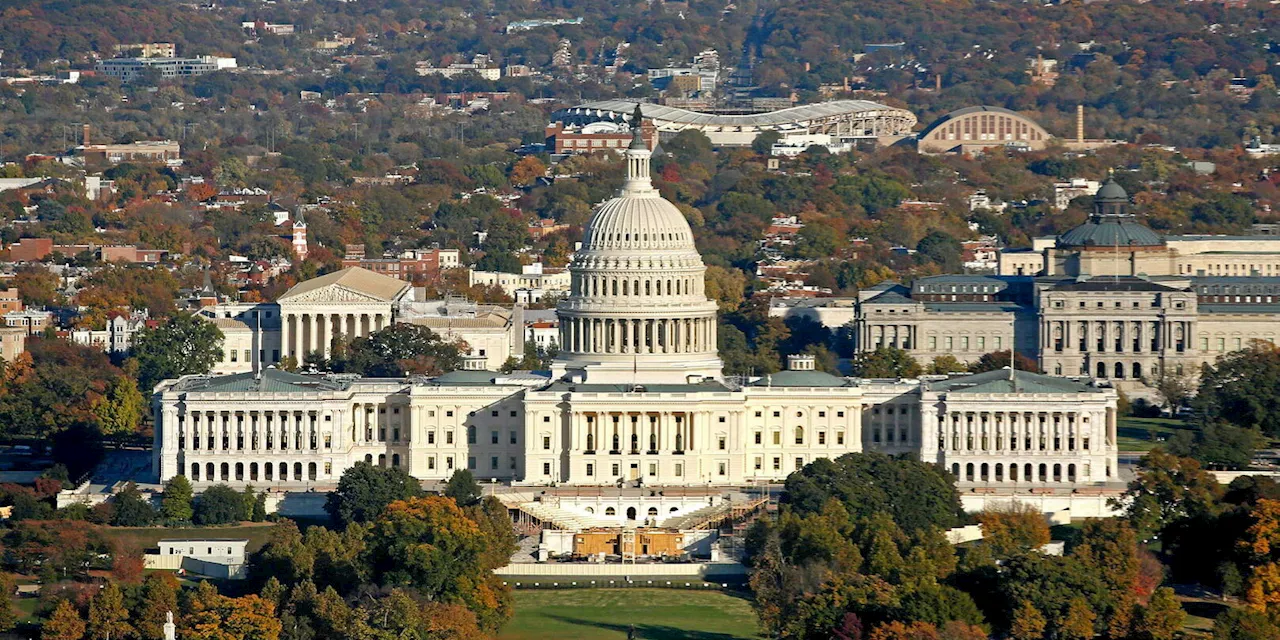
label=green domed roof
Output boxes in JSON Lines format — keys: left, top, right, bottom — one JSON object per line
{"left": 1095, "top": 178, "right": 1128, "bottom": 202}
{"left": 1057, "top": 217, "right": 1164, "bottom": 248}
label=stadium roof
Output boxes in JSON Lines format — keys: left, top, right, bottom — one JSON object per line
{"left": 558, "top": 99, "right": 914, "bottom": 128}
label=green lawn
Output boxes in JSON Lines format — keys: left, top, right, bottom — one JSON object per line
{"left": 1117, "top": 417, "right": 1191, "bottom": 452}
{"left": 500, "top": 588, "right": 764, "bottom": 640}
{"left": 98, "top": 522, "right": 280, "bottom": 553}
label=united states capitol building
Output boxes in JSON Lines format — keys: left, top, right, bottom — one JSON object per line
{"left": 152, "top": 121, "right": 1118, "bottom": 503}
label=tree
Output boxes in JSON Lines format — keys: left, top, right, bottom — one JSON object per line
{"left": 1154, "top": 367, "right": 1195, "bottom": 410}
{"left": 969, "top": 350, "right": 1038, "bottom": 373}
{"left": 365, "top": 496, "right": 511, "bottom": 631}
{"left": 916, "top": 232, "right": 963, "bottom": 272}
{"left": 93, "top": 376, "right": 145, "bottom": 438}
{"left": 160, "top": 475, "right": 194, "bottom": 522}
{"left": 1010, "top": 600, "right": 1046, "bottom": 640}
{"left": 1137, "top": 587, "right": 1186, "bottom": 640}
{"left": 195, "top": 484, "right": 247, "bottom": 525}
{"left": 336, "top": 324, "right": 463, "bottom": 377}
{"left": 325, "top": 462, "right": 422, "bottom": 527}
{"left": 87, "top": 583, "right": 133, "bottom": 640}
{"left": 1118, "top": 448, "right": 1224, "bottom": 538}
{"left": 929, "top": 355, "right": 967, "bottom": 374}
{"left": 869, "top": 621, "right": 940, "bottom": 640}
{"left": 704, "top": 265, "right": 747, "bottom": 313}
{"left": 852, "top": 347, "right": 923, "bottom": 379}
{"left": 111, "top": 481, "right": 155, "bottom": 527}
{"left": 752, "top": 130, "right": 782, "bottom": 155}
{"left": 976, "top": 502, "right": 1050, "bottom": 557}
{"left": 130, "top": 313, "right": 224, "bottom": 392}
{"left": 1168, "top": 422, "right": 1263, "bottom": 469}
{"left": 1195, "top": 342, "right": 1280, "bottom": 437}
{"left": 508, "top": 156, "right": 547, "bottom": 187}
{"left": 183, "top": 581, "right": 282, "bottom": 640}
{"left": 44, "top": 600, "right": 87, "bottom": 640}
{"left": 444, "top": 469, "right": 481, "bottom": 507}
{"left": 1061, "top": 596, "right": 1097, "bottom": 640}
{"left": 1214, "top": 608, "right": 1280, "bottom": 640}
{"left": 135, "top": 573, "right": 180, "bottom": 640}
{"left": 783, "top": 453, "right": 964, "bottom": 533}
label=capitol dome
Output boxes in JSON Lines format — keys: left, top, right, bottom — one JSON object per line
{"left": 552, "top": 105, "right": 723, "bottom": 385}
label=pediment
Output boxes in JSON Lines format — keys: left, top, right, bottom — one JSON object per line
{"left": 280, "top": 284, "right": 390, "bottom": 304}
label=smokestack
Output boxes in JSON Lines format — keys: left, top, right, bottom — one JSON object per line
{"left": 82, "top": 124, "right": 90, "bottom": 147}
{"left": 1076, "top": 105, "right": 1084, "bottom": 144}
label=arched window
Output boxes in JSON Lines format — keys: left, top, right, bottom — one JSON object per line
{"left": 234, "top": 462, "right": 244, "bottom": 481}
{"left": 191, "top": 464, "right": 200, "bottom": 481}
{"left": 631, "top": 433, "right": 638, "bottom": 451}
{"left": 378, "top": 454, "right": 387, "bottom": 467}
{"left": 649, "top": 433, "right": 656, "bottom": 451}
{"left": 965, "top": 463, "right": 974, "bottom": 481}
{"left": 585, "top": 507, "right": 595, "bottom": 514}
{"left": 220, "top": 463, "right": 229, "bottom": 481}
{"left": 392, "top": 454, "right": 401, "bottom": 468}
{"left": 623, "top": 280, "right": 629, "bottom": 296}
{"left": 309, "top": 462, "right": 318, "bottom": 481}
{"left": 675, "top": 432, "right": 683, "bottom": 451}
{"left": 294, "top": 462, "right": 303, "bottom": 479}
{"left": 612, "top": 433, "right": 620, "bottom": 451}
{"left": 626, "top": 507, "right": 637, "bottom": 520}
{"left": 250, "top": 463, "right": 259, "bottom": 481}
{"left": 1132, "top": 362, "right": 1142, "bottom": 379}
{"left": 265, "top": 464, "right": 273, "bottom": 481}
{"left": 1096, "top": 362, "right": 1106, "bottom": 378}
{"left": 586, "top": 433, "right": 595, "bottom": 451}
{"left": 1114, "top": 362, "right": 1125, "bottom": 379}
{"left": 795, "top": 427, "right": 804, "bottom": 445}
{"left": 647, "top": 507, "right": 658, "bottom": 517}
{"left": 605, "top": 507, "right": 616, "bottom": 516}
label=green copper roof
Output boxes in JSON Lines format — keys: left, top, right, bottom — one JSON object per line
{"left": 1057, "top": 217, "right": 1163, "bottom": 248}
{"left": 750, "top": 370, "right": 852, "bottom": 388}
{"left": 176, "top": 369, "right": 350, "bottom": 393}
{"left": 927, "top": 369, "right": 1100, "bottom": 394}
{"left": 428, "top": 370, "right": 503, "bottom": 386}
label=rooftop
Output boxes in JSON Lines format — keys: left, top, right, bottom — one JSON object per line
{"left": 278, "top": 266, "right": 411, "bottom": 302}
{"left": 926, "top": 369, "right": 1101, "bottom": 395}
{"left": 172, "top": 369, "right": 352, "bottom": 393}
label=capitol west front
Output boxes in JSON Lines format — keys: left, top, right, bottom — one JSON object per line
{"left": 153, "top": 120, "right": 1119, "bottom": 494}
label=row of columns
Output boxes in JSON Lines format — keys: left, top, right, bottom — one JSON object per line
{"left": 574, "top": 411, "right": 696, "bottom": 454}
{"left": 1041, "top": 317, "right": 1190, "bottom": 355}
{"left": 562, "top": 316, "right": 715, "bottom": 355}
{"left": 575, "top": 273, "right": 701, "bottom": 299}
{"left": 178, "top": 410, "right": 336, "bottom": 453}
{"left": 936, "top": 410, "right": 1107, "bottom": 453}
{"left": 863, "top": 324, "right": 915, "bottom": 351}
{"left": 282, "top": 311, "right": 388, "bottom": 362}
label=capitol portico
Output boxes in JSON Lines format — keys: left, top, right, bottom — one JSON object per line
{"left": 153, "top": 109, "right": 1119, "bottom": 503}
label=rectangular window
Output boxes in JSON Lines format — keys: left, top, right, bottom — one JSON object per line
{"left": 510, "top": 456, "right": 517, "bottom": 470}
{"left": 467, "top": 457, "right": 476, "bottom": 470}
{"left": 510, "top": 431, "right": 518, "bottom": 445}
{"left": 446, "top": 431, "right": 454, "bottom": 444}
{"left": 718, "top": 462, "right": 726, "bottom": 476}
{"left": 837, "top": 432, "right": 845, "bottom": 445}
{"left": 648, "top": 463, "right": 657, "bottom": 477}
{"left": 929, "top": 336, "right": 937, "bottom": 349}
{"left": 586, "top": 463, "right": 594, "bottom": 476}
{"left": 754, "top": 457, "right": 762, "bottom": 470}
{"left": 818, "top": 432, "right": 826, "bottom": 445}
{"left": 428, "top": 457, "right": 436, "bottom": 470}
{"left": 543, "top": 462, "right": 551, "bottom": 475}
{"left": 446, "top": 456, "right": 453, "bottom": 469}
{"left": 612, "top": 463, "right": 620, "bottom": 476}
{"left": 795, "top": 457, "right": 804, "bottom": 470}
{"left": 754, "top": 432, "right": 762, "bottom": 445}
{"left": 772, "top": 432, "right": 781, "bottom": 445}
{"left": 718, "top": 436, "right": 726, "bottom": 450}
{"left": 977, "top": 337, "right": 985, "bottom": 350}
{"left": 428, "top": 431, "right": 435, "bottom": 444}
{"left": 675, "top": 463, "right": 683, "bottom": 476}
{"left": 772, "top": 457, "right": 781, "bottom": 471}
{"left": 961, "top": 336, "right": 970, "bottom": 350}
{"left": 1201, "top": 337, "right": 1209, "bottom": 350}
{"left": 491, "top": 430, "right": 499, "bottom": 444}
{"left": 945, "top": 336, "right": 953, "bottom": 349}
{"left": 491, "top": 456, "right": 498, "bottom": 469}
{"left": 543, "top": 436, "right": 551, "bottom": 450}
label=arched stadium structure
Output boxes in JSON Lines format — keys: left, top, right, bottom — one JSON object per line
{"left": 552, "top": 100, "right": 917, "bottom": 147}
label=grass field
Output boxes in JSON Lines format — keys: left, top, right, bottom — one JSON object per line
{"left": 499, "top": 589, "right": 764, "bottom": 640}
{"left": 98, "top": 522, "right": 279, "bottom": 553}
{"left": 1117, "top": 417, "right": 1192, "bottom": 452}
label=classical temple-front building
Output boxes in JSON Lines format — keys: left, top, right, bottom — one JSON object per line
{"left": 153, "top": 115, "right": 1118, "bottom": 496}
